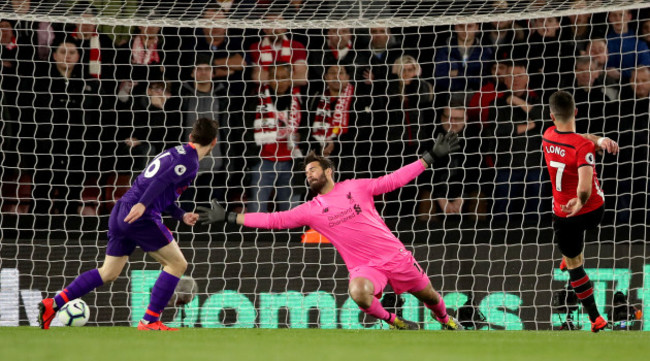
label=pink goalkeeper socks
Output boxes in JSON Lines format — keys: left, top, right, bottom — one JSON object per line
{"left": 425, "top": 293, "right": 449, "bottom": 324}
{"left": 360, "top": 297, "right": 396, "bottom": 324}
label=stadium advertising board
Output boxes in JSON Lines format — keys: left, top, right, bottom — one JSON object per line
{"left": 1, "top": 241, "right": 648, "bottom": 330}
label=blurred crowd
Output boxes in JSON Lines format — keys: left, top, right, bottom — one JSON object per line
{"left": 0, "top": 1, "right": 648, "bottom": 227}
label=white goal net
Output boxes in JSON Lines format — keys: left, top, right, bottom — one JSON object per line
{"left": 1, "top": 0, "right": 650, "bottom": 330}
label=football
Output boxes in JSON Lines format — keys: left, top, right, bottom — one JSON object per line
{"left": 167, "top": 276, "right": 198, "bottom": 307}
{"left": 57, "top": 299, "right": 90, "bottom": 327}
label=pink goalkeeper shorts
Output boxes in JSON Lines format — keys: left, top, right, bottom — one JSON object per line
{"left": 348, "top": 251, "right": 430, "bottom": 296}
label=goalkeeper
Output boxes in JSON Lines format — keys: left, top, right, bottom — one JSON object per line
{"left": 199, "top": 133, "right": 463, "bottom": 330}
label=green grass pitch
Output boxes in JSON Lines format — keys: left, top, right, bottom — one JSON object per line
{"left": 2, "top": 327, "right": 649, "bottom": 361}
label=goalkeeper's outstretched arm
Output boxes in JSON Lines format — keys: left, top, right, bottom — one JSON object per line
{"left": 421, "top": 131, "right": 461, "bottom": 167}
{"left": 198, "top": 132, "right": 461, "bottom": 225}
{"left": 197, "top": 200, "right": 308, "bottom": 229}
{"left": 366, "top": 131, "right": 461, "bottom": 196}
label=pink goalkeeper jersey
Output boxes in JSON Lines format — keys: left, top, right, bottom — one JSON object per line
{"left": 244, "top": 160, "right": 426, "bottom": 270}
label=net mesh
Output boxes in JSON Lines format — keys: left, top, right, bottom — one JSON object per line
{"left": 0, "top": 0, "right": 649, "bottom": 330}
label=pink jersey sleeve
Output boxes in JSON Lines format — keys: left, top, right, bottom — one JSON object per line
{"left": 367, "top": 160, "right": 426, "bottom": 196}
{"left": 243, "top": 203, "right": 310, "bottom": 229}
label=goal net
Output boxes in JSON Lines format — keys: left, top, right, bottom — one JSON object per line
{"left": 1, "top": 0, "right": 649, "bottom": 330}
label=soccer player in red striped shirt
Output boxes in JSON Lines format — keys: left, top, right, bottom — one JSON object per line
{"left": 543, "top": 91, "right": 619, "bottom": 332}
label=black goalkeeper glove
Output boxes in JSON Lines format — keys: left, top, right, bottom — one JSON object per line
{"left": 422, "top": 131, "right": 461, "bottom": 167}
{"left": 196, "top": 199, "right": 237, "bottom": 225}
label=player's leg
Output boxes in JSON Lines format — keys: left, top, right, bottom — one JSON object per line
{"left": 348, "top": 276, "right": 376, "bottom": 310}
{"left": 554, "top": 209, "right": 606, "bottom": 332}
{"left": 410, "top": 285, "right": 445, "bottom": 321}
{"left": 348, "top": 272, "right": 391, "bottom": 323}
{"left": 119, "top": 213, "right": 185, "bottom": 331}
{"left": 58, "top": 255, "right": 128, "bottom": 308}
{"left": 390, "top": 255, "right": 463, "bottom": 330}
{"left": 410, "top": 283, "right": 462, "bottom": 330}
{"left": 38, "top": 255, "right": 128, "bottom": 329}
{"left": 348, "top": 267, "right": 417, "bottom": 329}
{"left": 349, "top": 277, "right": 398, "bottom": 328}
{"left": 563, "top": 252, "right": 606, "bottom": 332}
{"left": 38, "top": 203, "right": 135, "bottom": 329}
{"left": 137, "top": 241, "right": 187, "bottom": 331}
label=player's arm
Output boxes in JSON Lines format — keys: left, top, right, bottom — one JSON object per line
{"left": 366, "top": 160, "right": 427, "bottom": 196}
{"left": 125, "top": 177, "right": 176, "bottom": 224}
{"left": 163, "top": 202, "right": 199, "bottom": 226}
{"left": 561, "top": 165, "right": 593, "bottom": 217}
{"left": 241, "top": 208, "right": 308, "bottom": 229}
{"left": 197, "top": 200, "right": 308, "bottom": 229}
{"left": 580, "top": 134, "right": 619, "bottom": 154}
{"left": 125, "top": 156, "right": 187, "bottom": 224}
{"left": 164, "top": 203, "right": 186, "bottom": 221}
{"left": 124, "top": 203, "right": 146, "bottom": 224}
{"left": 421, "top": 132, "right": 460, "bottom": 167}
{"left": 368, "top": 132, "right": 460, "bottom": 196}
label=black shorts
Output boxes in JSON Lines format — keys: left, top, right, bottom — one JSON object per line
{"left": 552, "top": 206, "right": 604, "bottom": 258}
